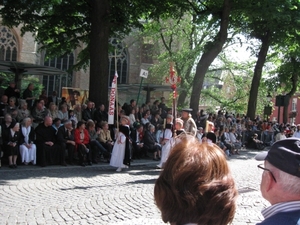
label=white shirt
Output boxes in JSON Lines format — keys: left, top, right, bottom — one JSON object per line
{"left": 293, "top": 131, "right": 300, "bottom": 138}
{"left": 262, "top": 200, "right": 300, "bottom": 220}
{"left": 275, "top": 133, "right": 286, "bottom": 141}
{"left": 229, "top": 132, "right": 238, "bottom": 143}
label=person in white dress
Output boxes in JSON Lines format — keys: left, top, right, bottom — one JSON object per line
{"left": 19, "top": 117, "right": 36, "bottom": 165}
{"left": 157, "top": 114, "right": 173, "bottom": 168}
{"left": 110, "top": 117, "right": 129, "bottom": 172}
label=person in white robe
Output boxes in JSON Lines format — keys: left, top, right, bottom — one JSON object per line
{"left": 157, "top": 115, "right": 173, "bottom": 168}
{"left": 19, "top": 117, "right": 36, "bottom": 165}
{"left": 110, "top": 117, "right": 129, "bottom": 172}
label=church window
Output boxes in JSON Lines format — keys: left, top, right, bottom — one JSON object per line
{"left": 0, "top": 25, "right": 18, "bottom": 61}
{"left": 42, "top": 53, "right": 74, "bottom": 96}
{"left": 108, "top": 38, "right": 128, "bottom": 85}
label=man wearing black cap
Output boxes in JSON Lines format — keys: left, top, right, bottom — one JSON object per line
{"left": 181, "top": 108, "right": 197, "bottom": 136}
{"left": 255, "top": 138, "right": 300, "bottom": 224}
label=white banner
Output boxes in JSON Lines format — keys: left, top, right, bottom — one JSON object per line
{"left": 108, "top": 72, "right": 118, "bottom": 124}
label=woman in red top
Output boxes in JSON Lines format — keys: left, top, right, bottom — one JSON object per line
{"left": 74, "top": 121, "right": 91, "bottom": 166}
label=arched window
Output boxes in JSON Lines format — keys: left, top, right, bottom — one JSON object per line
{"left": 108, "top": 38, "right": 128, "bottom": 85}
{"left": 0, "top": 25, "right": 18, "bottom": 61}
{"left": 42, "top": 53, "right": 74, "bottom": 96}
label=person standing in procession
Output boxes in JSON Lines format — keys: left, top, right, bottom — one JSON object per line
{"left": 110, "top": 117, "right": 130, "bottom": 172}
{"left": 157, "top": 114, "right": 173, "bottom": 169}
{"left": 181, "top": 108, "right": 197, "bottom": 136}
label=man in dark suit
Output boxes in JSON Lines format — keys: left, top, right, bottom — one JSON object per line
{"left": 130, "top": 124, "right": 146, "bottom": 159}
{"left": 56, "top": 120, "right": 75, "bottom": 165}
{"left": 82, "top": 101, "right": 95, "bottom": 121}
{"left": 4, "top": 81, "right": 20, "bottom": 104}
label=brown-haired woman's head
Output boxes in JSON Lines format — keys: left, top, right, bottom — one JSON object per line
{"left": 154, "top": 136, "right": 237, "bottom": 225}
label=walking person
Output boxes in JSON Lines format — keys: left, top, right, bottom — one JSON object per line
{"left": 110, "top": 117, "right": 130, "bottom": 172}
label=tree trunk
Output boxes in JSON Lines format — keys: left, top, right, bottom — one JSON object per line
{"left": 283, "top": 57, "right": 298, "bottom": 123}
{"left": 189, "top": 0, "right": 231, "bottom": 118}
{"left": 177, "top": 89, "right": 187, "bottom": 108}
{"left": 89, "top": 0, "right": 110, "bottom": 107}
{"left": 246, "top": 32, "right": 271, "bottom": 120}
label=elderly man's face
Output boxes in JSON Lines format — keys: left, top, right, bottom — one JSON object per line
{"left": 182, "top": 111, "right": 189, "bottom": 119}
{"left": 259, "top": 161, "right": 276, "bottom": 204}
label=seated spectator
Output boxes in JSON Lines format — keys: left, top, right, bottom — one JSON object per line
{"left": 35, "top": 116, "right": 59, "bottom": 167}
{"left": 150, "top": 112, "right": 162, "bottom": 131}
{"left": 129, "top": 108, "right": 136, "bottom": 127}
{"left": 143, "top": 124, "right": 161, "bottom": 161}
{"left": 202, "top": 121, "right": 217, "bottom": 144}
{"left": 0, "top": 95, "right": 8, "bottom": 118}
{"left": 99, "top": 121, "right": 114, "bottom": 153}
{"left": 31, "top": 100, "right": 49, "bottom": 127}
{"left": 73, "top": 104, "right": 82, "bottom": 122}
{"left": 17, "top": 101, "right": 31, "bottom": 122}
{"left": 74, "top": 121, "right": 91, "bottom": 167}
{"left": 59, "top": 97, "right": 68, "bottom": 109}
{"left": 130, "top": 123, "right": 145, "bottom": 159}
{"left": 141, "top": 111, "right": 150, "bottom": 126}
{"left": 275, "top": 128, "right": 286, "bottom": 141}
{"left": 52, "top": 118, "right": 62, "bottom": 135}
{"left": 94, "top": 104, "right": 108, "bottom": 129}
{"left": 48, "top": 102, "right": 59, "bottom": 120}
{"left": 4, "top": 96, "right": 18, "bottom": 120}
{"left": 69, "top": 110, "right": 78, "bottom": 128}
{"left": 247, "top": 133, "right": 265, "bottom": 150}
{"left": 196, "top": 127, "right": 203, "bottom": 142}
{"left": 229, "top": 128, "right": 241, "bottom": 154}
{"left": 39, "top": 89, "right": 48, "bottom": 106}
{"left": 86, "top": 120, "right": 111, "bottom": 163}
{"left": 58, "top": 104, "right": 69, "bottom": 122}
{"left": 216, "top": 128, "right": 230, "bottom": 157}
{"left": 82, "top": 101, "right": 94, "bottom": 122}
{"left": 154, "top": 136, "right": 237, "bottom": 225}
{"left": 19, "top": 117, "right": 36, "bottom": 165}
{"left": 56, "top": 120, "right": 75, "bottom": 166}
{"left": 2, "top": 119, "right": 20, "bottom": 168}
{"left": 221, "top": 127, "right": 233, "bottom": 155}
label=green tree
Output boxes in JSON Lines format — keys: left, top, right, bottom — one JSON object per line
{"left": 0, "top": 0, "right": 189, "bottom": 107}
{"left": 141, "top": 10, "right": 218, "bottom": 108}
{"left": 235, "top": 0, "right": 300, "bottom": 119}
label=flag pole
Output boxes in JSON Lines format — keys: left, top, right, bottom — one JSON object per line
{"left": 115, "top": 49, "right": 119, "bottom": 129}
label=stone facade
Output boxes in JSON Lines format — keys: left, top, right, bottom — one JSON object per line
{"left": 1, "top": 24, "right": 169, "bottom": 105}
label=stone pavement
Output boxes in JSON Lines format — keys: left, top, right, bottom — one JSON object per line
{"left": 0, "top": 149, "right": 270, "bottom": 225}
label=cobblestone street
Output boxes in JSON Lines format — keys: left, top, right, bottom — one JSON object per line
{"left": 0, "top": 149, "right": 269, "bottom": 225}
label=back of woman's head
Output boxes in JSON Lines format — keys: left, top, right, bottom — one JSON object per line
{"left": 154, "top": 136, "right": 237, "bottom": 225}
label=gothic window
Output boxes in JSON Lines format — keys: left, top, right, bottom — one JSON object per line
{"left": 108, "top": 38, "right": 128, "bottom": 85}
{"left": 42, "top": 53, "right": 74, "bottom": 96}
{"left": 0, "top": 25, "right": 18, "bottom": 61}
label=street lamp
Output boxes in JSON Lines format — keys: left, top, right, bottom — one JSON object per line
{"left": 264, "top": 93, "right": 272, "bottom": 121}
{"left": 266, "top": 93, "right": 272, "bottom": 102}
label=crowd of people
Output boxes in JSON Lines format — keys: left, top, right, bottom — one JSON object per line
{"left": 1, "top": 80, "right": 299, "bottom": 170}
{"left": 1, "top": 81, "right": 300, "bottom": 224}
{"left": 0, "top": 81, "right": 199, "bottom": 169}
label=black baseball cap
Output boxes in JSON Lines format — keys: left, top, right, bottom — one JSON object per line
{"left": 255, "top": 138, "right": 300, "bottom": 178}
